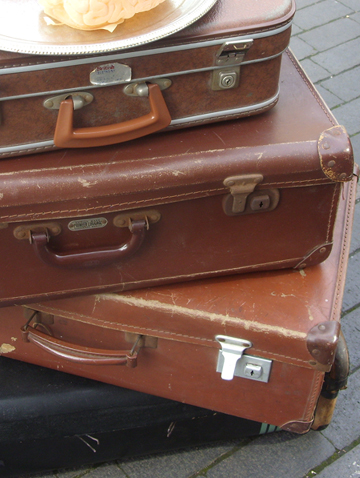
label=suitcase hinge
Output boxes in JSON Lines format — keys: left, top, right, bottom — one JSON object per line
{"left": 216, "top": 335, "right": 272, "bottom": 382}
{"left": 223, "top": 174, "right": 263, "bottom": 214}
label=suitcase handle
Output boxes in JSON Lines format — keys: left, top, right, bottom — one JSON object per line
{"left": 30, "top": 219, "right": 146, "bottom": 269}
{"left": 53, "top": 83, "right": 171, "bottom": 148}
{"left": 21, "top": 324, "right": 139, "bottom": 367}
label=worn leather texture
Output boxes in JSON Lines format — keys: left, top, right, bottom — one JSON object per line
{"left": 0, "top": 51, "right": 354, "bottom": 306}
{"left": 0, "top": 0, "right": 295, "bottom": 157}
{"left": 0, "top": 170, "right": 356, "bottom": 431}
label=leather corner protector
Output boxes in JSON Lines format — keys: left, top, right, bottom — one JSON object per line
{"left": 280, "top": 420, "right": 313, "bottom": 434}
{"left": 307, "top": 321, "right": 340, "bottom": 370}
{"left": 318, "top": 125, "right": 354, "bottom": 182}
{"left": 294, "top": 243, "right": 332, "bottom": 270}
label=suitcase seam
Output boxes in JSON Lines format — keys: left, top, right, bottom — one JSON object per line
{"left": 326, "top": 183, "right": 340, "bottom": 243}
{"left": 28, "top": 305, "right": 312, "bottom": 365}
{"left": 0, "top": 179, "right": 333, "bottom": 222}
{"left": 305, "top": 371, "right": 324, "bottom": 421}
{"left": 330, "top": 178, "right": 356, "bottom": 322}
{"left": 166, "top": 101, "right": 278, "bottom": 129}
{"left": 285, "top": 50, "right": 336, "bottom": 127}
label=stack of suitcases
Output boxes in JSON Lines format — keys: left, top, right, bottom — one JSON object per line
{"left": 0, "top": 0, "right": 358, "bottom": 475}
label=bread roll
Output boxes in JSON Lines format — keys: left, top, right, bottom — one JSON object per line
{"left": 39, "top": 0, "right": 166, "bottom": 31}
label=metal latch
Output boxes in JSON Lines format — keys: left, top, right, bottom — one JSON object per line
{"left": 215, "top": 39, "right": 253, "bottom": 66}
{"left": 223, "top": 174, "right": 263, "bottom": 214}
{"left": 212, "top": 39, "right": 253, "bottom": 91}
{"left": 216, "top": 335, "right": 272, "bottom": 382}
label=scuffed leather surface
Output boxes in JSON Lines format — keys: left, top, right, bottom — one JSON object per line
{"left": 0, "top": 51, "right": 355, "bottom": 310}
{"left": 0, "top": 172, "right": 356, "bottom": 430}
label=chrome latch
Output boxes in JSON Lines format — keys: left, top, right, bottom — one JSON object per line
{"left": 223, "top": 174, "right": 263, "bottom": 214}
{"left": 216, "top": 335, "right": 272, "bottom": 382}
{"left": 215, "top": 39, "right": 253, "bottom": 66}
{"left": 215, "top": 335, "right": 252, "bottom": 380}
{"left": 43, "top": 92, "right": 94, "bottom": 111}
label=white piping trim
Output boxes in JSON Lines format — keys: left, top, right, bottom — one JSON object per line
{"left": 169, "top": 90, "right": 279, "bottom": 125}
{"left": 0, "top": 50, "right": 285, "bottom": 102}
{"left": 0, "top": 91, "right": 279, "bottom": 155}
{"left": 0, "top": 22, "right": 291, "bottom": 76}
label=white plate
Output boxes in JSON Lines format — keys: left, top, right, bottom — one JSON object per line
{"left": 0, "top": 0, "right": 218, "bottom": 55}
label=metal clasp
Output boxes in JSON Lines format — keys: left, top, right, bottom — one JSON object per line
{"left": 215, "top": 40, "right": 253, "bottom": 66}
{"left": 224, "top": 174, "right": 263, "bottom": 214}
{"left": 216, "top": 335, "right": 272, "bottom": 382}
{"left": 216, "top": 335, "right": 252, "bottom": 380}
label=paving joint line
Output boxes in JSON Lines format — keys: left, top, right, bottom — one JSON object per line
{"left": 304, "top": 434, "right": 360, "bottom": 477}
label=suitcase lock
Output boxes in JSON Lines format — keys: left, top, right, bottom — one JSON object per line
{"left": 223, "top": 174, "right": 280, "bottom": 216}
{"left": 212, "top": 39, "right": 253, "bottom": 91}
{"left": 216, "top": 335, "right": 272, "bottom": 382}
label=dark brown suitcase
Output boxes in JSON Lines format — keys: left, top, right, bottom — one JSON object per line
{"left": 0, "top": 170, "right": 356, "bottom": 433}
{"left": 0, "top": 0, "right": 295, "bottom": 157}
{"left": 0, "top": 50, "right": 354, "bottom": 307}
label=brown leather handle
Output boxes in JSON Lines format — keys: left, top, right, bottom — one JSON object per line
{"left": 21, "top": 325, "right": 138, "bottom": 367}
{"left": 30, "top": 219, "right": 146, "bottom": 269}
{"left": 54, "top": 83, "right": 171, "bottom": 148}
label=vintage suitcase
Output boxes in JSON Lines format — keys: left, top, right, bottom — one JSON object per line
{"left": 0, "top": 51, "right": 354, "bottom": 307}
{"left": 0, "top": 357, "right": 278, "bottom": 477}
{"left": 0, "top": 170, "right": 356, "bottom": 433}
{"left": 0, "top": 0, "right": 295, "bottom": 158}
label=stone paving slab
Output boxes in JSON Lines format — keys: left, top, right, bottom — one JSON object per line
{"left": 293, "top": 1, "right": 352, "bottom": 30}
{"left": 331, "top": 98, "right": 360, "bottom": 136}
{"left": 315, "top": 444, "right": 360, "bottom": 477}
{"left": 116, "top": 441, "right": 241, "bottom": 478}
{"left": 311, "top": 38, "right": 360, "bottom": 75}
{"left": 341, "top": 253, "right": 360, "bottom": 312}
{"left": 341, "top": 308, "right": 360, "bottom": 372}
{"left": 296, "top": 17, "right": 360, "bottom": 51}
{"left": 204, "top": 431, "right": 336, "bottom": 478}
{"left": 320, "top": 368, "right": 360, "bottom": 450}
{"left": 321, "top": 66, "right": 360, "bottom": 102}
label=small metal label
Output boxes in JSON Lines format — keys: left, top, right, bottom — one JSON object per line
{"left": 68, "top": 218, "right": 108, "bottom": 231}
{"left": 90, "top": 63, "right": 132, "bottom": 86}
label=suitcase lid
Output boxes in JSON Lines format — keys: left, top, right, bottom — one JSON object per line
{"left": 27, "top": 172, "right": 357, "bottom": 375}
{"left": 0, "top": 51, "right": 354, "bottom": 226}
{"left": 0, "top": 0, "right": 295, "bottom": 61}
{"left": 0, "top": 0, "right": 295, "bottom": 106}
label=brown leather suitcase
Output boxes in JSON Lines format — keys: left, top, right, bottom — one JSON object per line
{"left": 0, "top": 0, "right": 295, "bottom": 158}
{"left": 0, "top": 50, "right": 354, "bottom": 307}
{"left": 0, "top": 170, "right": 356, "bottom": 433}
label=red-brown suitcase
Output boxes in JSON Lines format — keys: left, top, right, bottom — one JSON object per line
{"left": 0, "top": 0, "right": 295, "bottom": 157}
{"left": 0, "top": 51, "right": 354, "bottom": 307}
{"left": 0, "top": 170, "right": 356, "bottom": 433}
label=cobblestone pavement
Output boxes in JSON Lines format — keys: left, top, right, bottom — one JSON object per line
{"left": 17, "top": 0, "right": 360, "bottom": 476}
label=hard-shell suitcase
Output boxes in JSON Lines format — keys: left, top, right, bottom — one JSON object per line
{"left": 0, "top": 357, "right": 278, "bottom": 477}
{"left": 0, "top": 51, "right": 354, "bottom": 307}
{"left": 0, "top": 170, "right": 356, "bottom": 433}
{"left": 0, "top": 0, "right": 295, "bottom": 158}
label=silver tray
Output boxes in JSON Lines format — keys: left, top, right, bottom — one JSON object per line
{"left": 0, "top": 0, "right": 218, "bottom": 55}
